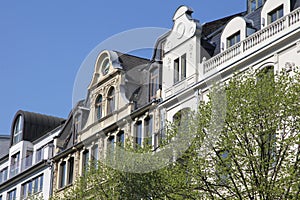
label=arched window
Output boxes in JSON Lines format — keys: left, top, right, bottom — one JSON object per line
{"left": 95, "top": 95, "right": 103, "bottom": 120}
{"left": 107, "top": 87, "right": 115, "bottom": 114}
{"left": 173, "top": 108, "right": 191, "bottom": 127}
{"left": 13, "top": 115, "right": 23, "bottom": 145}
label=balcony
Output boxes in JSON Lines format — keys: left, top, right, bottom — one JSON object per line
{"left": 203, "top": 7, "right": 300, "bottom": 75}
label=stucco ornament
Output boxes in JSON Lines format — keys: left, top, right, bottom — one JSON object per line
{"left": 164, "top": 6, "right": 201, "bottom": 53}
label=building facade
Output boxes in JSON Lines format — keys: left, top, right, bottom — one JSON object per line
{"left": 51, "top": 0, "right": 300, "bottom": 197}
{"left": 1, "top": 0, "right": 299, "bottom": 199}
{"left": 0, "top": 111, "right": 64, "bottom": 200}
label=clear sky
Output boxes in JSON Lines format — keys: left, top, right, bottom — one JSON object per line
{"left": 0, "top": 0, "right": 246, "bottom": 134}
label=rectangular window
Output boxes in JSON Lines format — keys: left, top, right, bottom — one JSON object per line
{"left": 117, "top": 131, "right": 125, "bottom": 148}
{"left": 0, "top": 167, "right": 8, "bottom": 184}
{"left": 10, "top": 152, "right": 20, "bottom": 177}
{"left": 68, "top": 158, "right": 74, "bottom": 184}
{"left": 33, "top": 177, "right": 39, "bottom": 193}
{"left": 7, "top": 189, "right": 16, "bottom": 200}
{"left": 25, "top": 150, "right": 33, "bottom": 170}
{"left": 144, "top": 117, "right": 153, "bottom": 146}
{"left": 22, "top": 174, "right": 43, "bottom": 198}
{"left": 173, "top": 54, "right": 187, "bottom": 84}
{"left": 149, "top": 68, "right": 159, "bottom": 101}
{"left": 108, "top": 136, "right": 115, "bottom": 153}
{"left": 227, "top": 31, "right": 240, "bottom": 48}
{"left": 250, "top": 0, "right": 264, "bottom": 12}
{"left": 174, "top": 58, "right": 180, "bottom": 83}
{"left": 36, "top": 147, "right": 44, "bottom": 163}
{"left": 135, "top": 121, "right": 143, "bottom": 147}
{"left": 268, "top": 5, "right": 284, "bottom": 24}
{"left": 92, "top": 145, "right": 98, "bottom": 169}
{"left": 22, "top": 182, "right": 28, "bottom": 199}
{"left": 39, "top": 175, "right": 43, "bottom": 191}
{"left": 82, "top": 150, "right": 89, "bottom": 174}
{"left": 59, "top": 162, "right": 66, "bottom": 188}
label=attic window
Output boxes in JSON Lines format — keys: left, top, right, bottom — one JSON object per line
{"left": 268, "top": 5, "right": 284, "bottom": 24}
{"left": 227, "top": 31, "right": 240, "bottom": 48}
{"left": 250, "top": 0, "right": 264, "bottom": 12}
{"left": 13, "top": 115, "right": 23, "bottom": 145}
{"left": 101, "top": 58, "right": 110, "bottom": 76}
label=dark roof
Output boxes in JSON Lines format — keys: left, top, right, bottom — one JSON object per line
{"left": 202, "top": 12, "right": 246, "bottom": 37}
{"left": 115, "top": 51, "right": 149, "bottom": 71}
{"left": 114, "top": 51, "right": 151, "bottom": 109}
{"left": 11, "top": 110, "right": 65, "bottom": 146}
{"left": 0, "top": 135, "right": 10, "bottom": 159}
{"left": 292, "top": 0, "right": 300, "bottom": 10}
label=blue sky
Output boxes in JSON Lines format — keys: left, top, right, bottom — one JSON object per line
{"left": 0, "top": 0, "right": 246, "bottom": 134}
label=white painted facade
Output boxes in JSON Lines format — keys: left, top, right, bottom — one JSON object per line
{"left": 159, "top": 3, "right": 300, "bottom": 125}
{"left": 0, "top": 127, "right": 61, "bottom": 200}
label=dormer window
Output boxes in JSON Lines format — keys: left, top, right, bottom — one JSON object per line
{"left": 227, "top": 31, "right": 240, "bottom": 48}
{"left": 13, "top": 115, "right": 23, "bottom": 145}
{"left": 268, "top": 5, "right": 284, "bottom": 24}
{"left": 250, "top": 0, "right": 264, "bottom": 12}
{"left": 101, "top": 58, "right": 110, "bottom": 76}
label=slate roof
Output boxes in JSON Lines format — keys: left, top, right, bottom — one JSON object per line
{"left": 0, "top": 135, "right": 10, "bottom": 159}
{"left": 116, "top": 51, "right": 150, "bottom": 72}
{"left": 115, "top": 51, "right": 151, "bottom": 109}
{"left": 202, "top": 12, "right": 246, "bottom": 38}
{"left": 11, "top": 110, "right": 65, "bottom": 146}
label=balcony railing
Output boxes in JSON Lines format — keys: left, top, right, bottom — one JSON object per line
{"left": 203, "top": 7, "right": 300, "bottom": 74}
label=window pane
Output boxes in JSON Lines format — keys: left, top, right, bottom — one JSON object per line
{"left": 107, "top": 88, "right": 115, "bottom": 114}
{"left": 68, "top": 158, "right": 74, "bottom": 184}
{"left": 33, "top": 177, "right": 39, "bottom": 193}
{"left": 22, "top": 183, "right": 27, "bottom": 198}
{"left": 117, "top": 131, "right": 125, "bottom": 147}
{"left": 83, "top": 151, "right": 89, "bottom": 173}
{"left": 13, "top": 115, "right": 23, "bottom": 144}
{"left": 174, "top": 58, "right": 179, "bottom": 83}
{"left": 181, "top": 54, "right": 186, "bottom": 80}
{"left": 60, "top": 162, "right": 66, "bottom": 188}
{"left": 39, "top": 175, "right": 43, "bottom": 191}
{"left": 145, "top": 117, "right": 153, "bottom": 146}
{"left": 150, "top": 68, "right": 159, "bottom": 100}
{"left": 28, "top": 181, "right": 32, "bottom": 194}
{"left": 227, "top": 32, "right": 240, "bottom": 48}
{"left": 135, "top": 122, "right": 142, "bottom": 146}
{"left": 36, "top": 148, "right": 44, "bottom": 163}
{"left": 251, "top": 0, "right": 256, "bottom": 11}
{"left": 268, "top": 6, "right": 283, "bottom": 24}
{"left": 258, "top": 0, "right": 263, "bottom": 7}
{"left": 96, "top": 95, "right": 102, "bottom": 120}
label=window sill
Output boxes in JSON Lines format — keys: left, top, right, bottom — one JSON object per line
{"left": 56, "top": 183, "right": 73, "bottom": 192}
